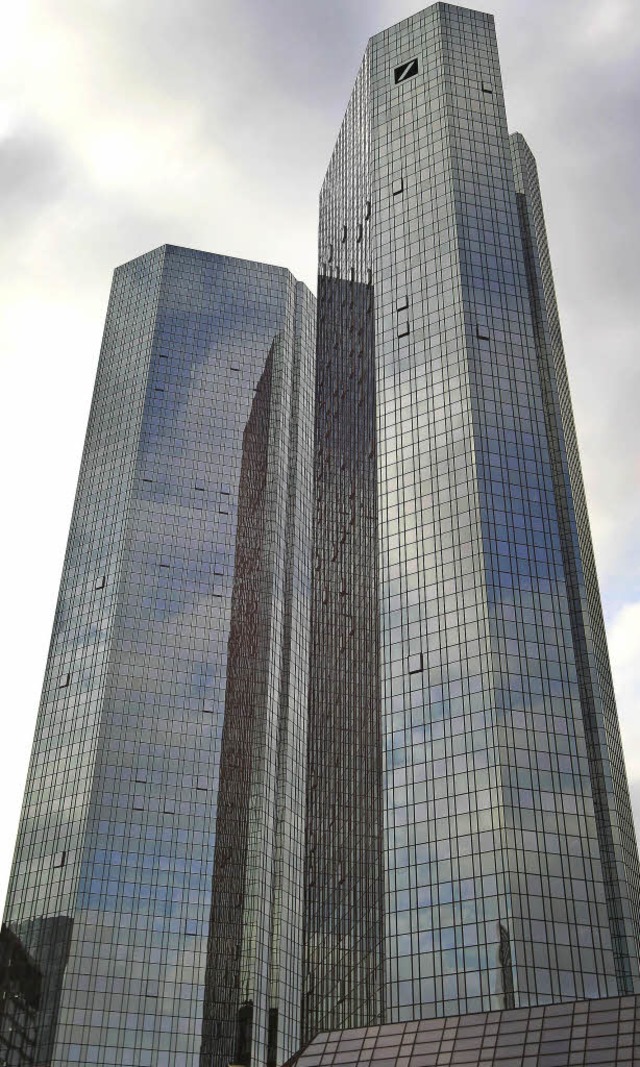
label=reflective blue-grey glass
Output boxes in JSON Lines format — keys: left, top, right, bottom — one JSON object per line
{"left": 305, "top": 0, "right": 640, "bottom": 1035}
{"left": 3, "top": 246, "right": 315, "bottom": 1067}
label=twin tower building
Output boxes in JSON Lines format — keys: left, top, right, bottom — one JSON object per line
{"left": 4, "top": 5, "right": 640, "bottom": 1066}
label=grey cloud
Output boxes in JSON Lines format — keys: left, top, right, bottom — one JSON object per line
{"left": 0, "top": 126, "right": 70, "bottom": 230}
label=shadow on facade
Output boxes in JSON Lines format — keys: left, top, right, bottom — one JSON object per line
{"left": 1, "top": 916, "right": 72, "bottom": 1067}
{"left": 304, "top": 272, "right": 385, "bottom": 1039}
{"left": 200, "top": 345, "right": 275, "bottom": 1067}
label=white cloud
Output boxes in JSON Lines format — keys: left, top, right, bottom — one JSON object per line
{"left": 580, "top": 0, "right": 640, "bottom": 58}
{"left": 608, "top": 603, "right": 640, "bottom": 825}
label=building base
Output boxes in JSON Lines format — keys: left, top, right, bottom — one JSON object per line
{"left": 287, "top": 995, "right": 640, "bottom": 1066}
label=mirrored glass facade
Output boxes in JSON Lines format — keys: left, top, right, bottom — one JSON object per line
{"left": 0, "top": 923, "right": 42, "bottom": 1066}
{"left": 3, "top": 245, "right": 315, "bottom": 1067}
{"left": 305, "top": 0, "right": 640, "bottom": 1035}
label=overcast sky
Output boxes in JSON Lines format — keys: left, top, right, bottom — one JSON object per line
{"left": 1, "top": 0, "right": 639, "bottom": 913}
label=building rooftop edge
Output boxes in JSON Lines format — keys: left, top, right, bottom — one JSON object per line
{"left": 113, "top": 243, "right": 313, "bottom": 294}
{"left": 367, "top": 2, "right": 495, "bottom": 49}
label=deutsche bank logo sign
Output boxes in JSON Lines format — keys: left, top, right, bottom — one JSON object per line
{"left": 394, "top": 58, "right": 419, "bottom": 84}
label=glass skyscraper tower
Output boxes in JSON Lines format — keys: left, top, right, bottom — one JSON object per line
{"left": 4, "top": 5, "right": 640, "bottom": 1067}
{"left": 2, "top": 245, "right": 315, "bottom": 1067}
{"left": 305, "top": 0, "right": 640, "bottom": 1037}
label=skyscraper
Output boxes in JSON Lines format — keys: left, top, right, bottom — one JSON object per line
{"left": 305, "top": 0, "right": 640, "bottom": 1038}
{"left": 2, "top": 245, "right": 315, "bottom": 1067}
{"left": 4, "top": 5, "right": 640, "bottom": 1067}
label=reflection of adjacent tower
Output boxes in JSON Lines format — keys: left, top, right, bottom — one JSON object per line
{"left": 2, "top": 246, "right": 314, "bottom": 1067}
{"left": 200, "top": 348, "right": 276, "bottom": 1067}
{"left": 201, "top": 324, "right": 314, "bottom": 1067}
{"left": 0, "top": 923, "right": 42, "bottom": 1067}
{"left": 305, "top": 0, "right": 640, "bottom": 1036}
{"left": 304, "top": 273, "right": 384, "bottom": 1042}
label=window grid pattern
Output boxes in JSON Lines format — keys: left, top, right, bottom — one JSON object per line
{"left": 286, "top": 993, "right": 640, "bottom": 1067}
{"left": 373, "top": 3, "right": 618, "bottom": 1017}
{"left": 305, "top": 47, "right": 385, "bottom": 1041}
{"left": 0, "top": 922, "right": 42, "bottom": 1067}
{"left": 3, "top": 246, "right": 166, "bottom": 1064}
{"left": 3, "top": 247, "right": 314, "bottom": 1067}
{"left": 510, "top": 132, "right": 640, "bottom": 993}
{"left": 307, "top": 0, "right": 638, "bottom": 1035}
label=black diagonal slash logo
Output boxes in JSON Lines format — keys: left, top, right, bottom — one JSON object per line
{"left": 394, "top": 58, "right": 419, "bottom": 84}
